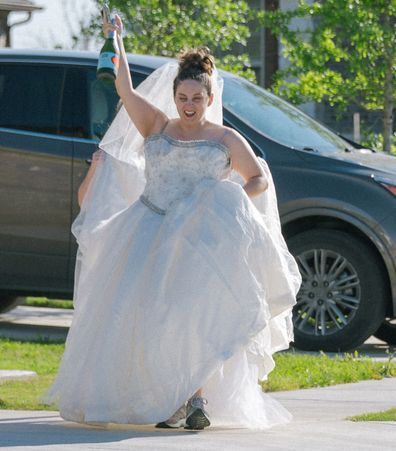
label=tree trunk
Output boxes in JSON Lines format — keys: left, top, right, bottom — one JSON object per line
{"left": 383, "top": 55, "right": 394, "bottom": 152}
{"left": 264, "top": 0, "right": 279, "bottom": 89}
{"left": 383, "top": 14, "right": 394, "bottom": 153}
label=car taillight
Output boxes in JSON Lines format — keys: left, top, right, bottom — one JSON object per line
{"left": 372, "top": 175, "right": 396, "bottom": 197}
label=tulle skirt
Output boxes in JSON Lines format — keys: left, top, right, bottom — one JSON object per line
{"left": 41, "top": 159, "right": 301, "bottom": 430}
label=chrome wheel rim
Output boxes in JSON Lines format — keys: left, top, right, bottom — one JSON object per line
{"left": 293, "top": 248, "right": 361, "bottom": 336}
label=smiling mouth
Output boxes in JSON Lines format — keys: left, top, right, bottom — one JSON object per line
{"left": 184, "top": 111, "right": 196, "bottom": 118}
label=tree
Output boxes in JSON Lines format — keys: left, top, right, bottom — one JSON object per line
{"left": 258, "top": 0, "right": 396, "bottom": 152}
{"left": 83, "top": 0, "right": 256, "bottom": 81}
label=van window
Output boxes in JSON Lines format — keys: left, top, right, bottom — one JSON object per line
{"left": 61, "top": 67, "right": 151, "bottom": 141}
{"left": 61, "top": 67, "right": 119, "bottom": 141}
{"left": 62, "top": 68, "right": 148, "bottom": 141}
{"left": 87, "top": 71, "right": 148, "bottom": 140}
{"left": 62, "top": 67, "right": 92, "bottom": 139}
{"left": 0, "top": 64, "right": 63, "bottom": 135}
{"left": 88, "top": 72, "right": 119, "bottom": 140}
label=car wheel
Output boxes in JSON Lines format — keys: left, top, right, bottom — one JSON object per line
{"left": 374, "top": 318, "right": 396, "bottom": 345}
{"left": 288, "top": 229, "right": 387, "bottom": 352}
{"left": 0, "top": 295, "right": 22, "bottom": 314}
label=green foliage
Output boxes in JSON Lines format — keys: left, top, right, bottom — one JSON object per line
{"left": 84, "top": 0, "right": 255, "bottom": 80}
{"left": 216, "top": 53, "right": 256, "bottom": 82}
{"left": 259, "top": 0, "right": 396, "bottom": 108}
{"left": 380, "top": 348, "right": 396, "bottom": 378}
{"left": 258, "top": 0, "right": 396, "bottom": 150}
{"left": 361, "top": 129, "right": 396, "bottom": 154}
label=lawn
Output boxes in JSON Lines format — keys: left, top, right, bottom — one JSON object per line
{"left": 0, "top": 338, "right": 63, "bottom": 410}
{"left": 348, "top": 408, "right": 396, "bottom": 422}
{"left": 23, "top": 297, "right": 74, "bottom": 309}
{"left": 261, "top": 349, "right": 395, "bottom": 392}
{"left": 1, "top": 338, "right": 394, "bottom": 411}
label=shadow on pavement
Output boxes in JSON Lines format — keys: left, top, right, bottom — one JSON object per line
{"left": 0, "top": 415, "right": 201, "bottom": 447}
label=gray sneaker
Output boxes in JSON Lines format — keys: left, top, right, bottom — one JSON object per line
{"left": 155, "top": 404, "right": 187, "bottom": 428}
{"left": 185, "top": 396, "right": 210, "bottom": 430}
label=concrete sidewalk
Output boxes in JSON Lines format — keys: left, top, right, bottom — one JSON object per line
{"left": 0, "top": 378, "right": 395, "bottom": 450}
{"left": 0, "top": 305, "right": 71, "bottom": 341}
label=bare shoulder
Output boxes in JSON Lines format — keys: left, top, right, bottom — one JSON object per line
{"left": 222, "top": 127, "right": 249, "bottom": 149}
{"left": 203, "top": 123, "right": 246, "bottom": 148}
{"left": 222, "top": 128, "right": 255, "bottom": 161}
{"left": 221, "top": 127, "right": 264, "bottom": 179}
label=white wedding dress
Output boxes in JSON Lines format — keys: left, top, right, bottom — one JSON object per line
{"left": 41, "top": 128, "right": 302, "bottom": 429}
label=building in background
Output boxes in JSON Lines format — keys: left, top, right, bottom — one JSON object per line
{"left": 245, "top": 0, "right": 388, "bottom": 142}
{"left": 0, "top": 0, "right": 42, "bottom": 47}
{"left": 245, "top": 0, "right": 320, "bottom": 124}
{"left": 246, "top": 0, "right": 279, "bottom": 90}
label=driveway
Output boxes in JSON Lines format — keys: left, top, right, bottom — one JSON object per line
{"left": 0, "top": 378, "right": 395, "bottom": 450}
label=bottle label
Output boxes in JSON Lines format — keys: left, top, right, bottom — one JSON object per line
{"left": 97, "top": 52, "right": 119, "bottom": 71}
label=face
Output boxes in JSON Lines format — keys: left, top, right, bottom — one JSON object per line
{"left": 174, "top": 79, "right": 214, "bottom": 124}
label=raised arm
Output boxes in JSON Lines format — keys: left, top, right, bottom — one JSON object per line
{"left": 105, "top": 15, "right": 167, "bottom": 137}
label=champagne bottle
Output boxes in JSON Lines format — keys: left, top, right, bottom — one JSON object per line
{"left": 97, "top": 4, "right": 119, "bottom": 81}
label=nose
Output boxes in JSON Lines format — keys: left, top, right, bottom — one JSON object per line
{"left": 185, "top": 98, "right": 195, "bottom": 107}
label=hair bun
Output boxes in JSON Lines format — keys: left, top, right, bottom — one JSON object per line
{"left": 178, "top": 47, "right": 215, "bottom": 76}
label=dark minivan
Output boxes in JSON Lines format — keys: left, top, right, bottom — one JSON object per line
{"left": 1, "top": 49, "right": 395, "bottom": 351}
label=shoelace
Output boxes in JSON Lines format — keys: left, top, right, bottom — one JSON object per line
{"left": 190, "top": 396, "right": 208, "bottom": 410}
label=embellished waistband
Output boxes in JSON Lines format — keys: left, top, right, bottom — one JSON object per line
{"left": 139, "top": 195, "right": 166, "bottom": 215}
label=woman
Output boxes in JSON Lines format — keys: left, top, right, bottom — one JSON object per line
{"left": 41, "top": 14, "right": 302, "bottom": 430}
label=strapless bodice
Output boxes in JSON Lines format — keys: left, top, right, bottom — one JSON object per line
{"left": 140, "top": 133, "right": 232, "bottom": 213}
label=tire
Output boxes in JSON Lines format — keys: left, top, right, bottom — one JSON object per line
{"left": 374, "top": 318, "right": 396, "bottom": 345}
{"left": 0, "top": 295, "right": 22, "bottom": 314}
{"left": 288, "top": 229, "right": 387, "bottom": 352}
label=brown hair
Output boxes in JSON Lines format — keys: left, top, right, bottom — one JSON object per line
{"left": 173, "top": 47, "right": 215, "bottom": 97}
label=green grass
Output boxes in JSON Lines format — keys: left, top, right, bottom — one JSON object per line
{"left": 0, "top": 338, "right": 395, "bottom": 411}
{"left": 0, "top": 338, "right": 64, "bottom": 410}
{"left": 261, "top": 350, "right": 396, "bottom": 392}
{"left": 347, "top": 408, "right": 396, "bottom": 422}
{"left": 23, "top": 297, "right": 74, "bottom": 309}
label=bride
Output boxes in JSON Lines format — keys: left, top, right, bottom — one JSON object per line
{"left": 41, "top": 14, "right": 302, "bottom": 430}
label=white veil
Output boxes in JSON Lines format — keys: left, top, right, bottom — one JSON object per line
{"left": 99, "top": 62, "right": 224, "bottom": 163}
{"left": 71, "top": 61, "right": 297, "bottom": 353}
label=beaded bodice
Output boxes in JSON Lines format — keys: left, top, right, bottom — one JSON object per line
{"left": 140, "top": 133, "right": 232, "bottom": 214}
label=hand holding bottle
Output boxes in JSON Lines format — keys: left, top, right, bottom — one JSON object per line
{"left": 100, "top": 7, "right": 133, "bottom": 101}
{"left": 97, "top": 8, "right": 121, "bottom": 81}
{"left": 102, "top": 14, "right": 123, "bottom": 40}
